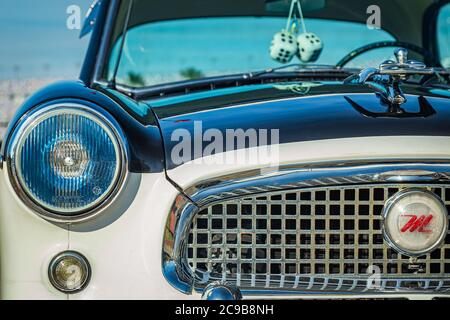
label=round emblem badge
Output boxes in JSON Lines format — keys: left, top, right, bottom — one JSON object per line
{"left": 382, "top": 189, "right": 448, "bottom": 256}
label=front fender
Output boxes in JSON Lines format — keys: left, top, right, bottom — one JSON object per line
{"left": 1, "top": 80, "right": 165, "bottom": 173}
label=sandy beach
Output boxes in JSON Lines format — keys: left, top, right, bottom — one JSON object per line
{"left": 0, "top": 78, "right": 58, "bottom": 140}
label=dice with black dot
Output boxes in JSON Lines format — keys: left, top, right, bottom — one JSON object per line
{"left": 270, "top": 31, "right": 298, "bottom": 64}
{"left": 297, "top": 33, "right": 323, "bottom": 63}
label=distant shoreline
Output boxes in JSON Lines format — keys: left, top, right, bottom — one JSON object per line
{"left": 0, "top": 78, "right": 62, "bottom": 138}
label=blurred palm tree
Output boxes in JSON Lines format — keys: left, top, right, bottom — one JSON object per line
{"left": 127, "top": 72, "right": 146, "bottom": 86}
{"left": 180, "top": 67, "right": 204, "bottom": 80}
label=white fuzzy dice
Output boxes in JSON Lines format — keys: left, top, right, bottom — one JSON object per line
{"left": 297, "top": 33, "right": 323, "bottom": 62}
{"left": 270, "top": 31, "right": 298, "bottom": 64}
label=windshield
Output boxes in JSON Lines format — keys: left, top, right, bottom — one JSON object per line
{"left": 107, "top": 17, "right": 395, "bottom": 87}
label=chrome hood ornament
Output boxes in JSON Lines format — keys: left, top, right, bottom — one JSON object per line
{"left": 345, "top": 48, "right": 440, "bottom": 108}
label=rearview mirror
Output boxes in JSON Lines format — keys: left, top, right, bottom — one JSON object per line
{"left": 265, "top": 0, "right": 326, "bottom": 13}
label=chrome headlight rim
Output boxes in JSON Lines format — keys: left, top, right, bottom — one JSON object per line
{"left": 5, "top": 102, "right": 128, "bottom": 223}
{"left": 48, "top": 251, "right": 91, "bottom": 294}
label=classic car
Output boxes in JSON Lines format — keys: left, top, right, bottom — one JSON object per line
{"left": 1, "top": 0, "right": 450, "bottom": 300}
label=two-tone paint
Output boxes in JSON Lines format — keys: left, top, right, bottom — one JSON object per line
{"left": 1, "top": 0, "right": 450, "bottom": 300}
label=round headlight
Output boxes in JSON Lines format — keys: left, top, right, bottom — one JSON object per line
{"left": 6, "top": 103, "right": 126, "bottom": 221}
{"left": 49, "top": 251, "right": 91, "bottom": 293}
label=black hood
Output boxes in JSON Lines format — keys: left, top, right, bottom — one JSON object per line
{"left": 144, "top": 81, "right": 450, "bottom": 170}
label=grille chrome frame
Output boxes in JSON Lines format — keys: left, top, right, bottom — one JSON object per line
{"left": 162, "top": 161, "right": 450, "bottom": 296}
{"left": 187, "top": 185, "right": 450, "bottom": 293}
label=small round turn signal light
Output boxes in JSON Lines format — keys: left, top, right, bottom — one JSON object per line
{"left": 48, "top": 251, "right": 91, "bottom": 293}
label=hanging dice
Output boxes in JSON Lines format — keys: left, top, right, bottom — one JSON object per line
{"left": 270, "top": 31, "right": 298, "bottom": 64}
{"left": 297, "top": 33, "right": 323, "bottom": 63}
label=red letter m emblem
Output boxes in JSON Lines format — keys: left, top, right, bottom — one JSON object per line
{"left": 400, "top": 215, "right": 434, "bottom": 233}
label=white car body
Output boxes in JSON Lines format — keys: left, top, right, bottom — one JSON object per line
{"left": 2, "top": 0, "right": 450, "bottom": 300}
{"left": 2, "top": 136, "right": 450, "bottom": 299}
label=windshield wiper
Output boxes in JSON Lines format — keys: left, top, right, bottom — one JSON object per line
{"left": 245, "top": 63, "right": 347, "bottom": 78}
{"left": 123, "top": 67, "right": 355, "bottom": 99}
{"left": 247, "top": 63, "right": 337, "bottom": 77}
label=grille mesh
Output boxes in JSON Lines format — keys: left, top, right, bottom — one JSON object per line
{"left": 187, "top": 185, "right": 450, "bottom": 291}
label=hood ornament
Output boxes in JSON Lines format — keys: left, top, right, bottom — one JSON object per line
{"left": 344, "top": 48, "right": 437, "bottom": 109}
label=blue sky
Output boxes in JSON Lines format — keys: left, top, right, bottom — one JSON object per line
{"left": 0, "top": 0, "right": 92, "bottom": 79}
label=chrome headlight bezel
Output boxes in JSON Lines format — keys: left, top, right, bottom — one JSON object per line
{"left": 5, "top": 102, "right": 128, "bottom": 223}
{"left": 48, "top": 251, "right": 91, "bottom": 293}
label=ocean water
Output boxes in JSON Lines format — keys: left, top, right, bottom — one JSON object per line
{"left": 0, "top": 0, "right": 92, "bottom": 80}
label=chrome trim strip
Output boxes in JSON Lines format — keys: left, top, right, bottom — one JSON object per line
{"left": 195, "top": 281, "right": 450, "bottom": 296}
{"left": 185, "top": 161, "right": 450, "bottom": 207}
{"left": 162, "top": 161, "right": 450, "bottom": 296}
{"left": 194, "top": 278, "right": 450, "bottom": 296}
{"left": 162, "top": 194, "right": 197, "bottom": 294}
{"left": 91, "top": 0, "right": 119, "bottom": 85}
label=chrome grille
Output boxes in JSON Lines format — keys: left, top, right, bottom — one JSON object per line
{"left": 186, "top": 185, "right": 450, "bottom": 292}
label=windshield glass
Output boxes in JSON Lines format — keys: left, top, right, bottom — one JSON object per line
{"left": 107, "top": 17, "right": 395, "bottom": 87}
{"left": 438, "top": 3, "right": 450, "bottom": 68}
{"left": 105, "top": 0, "right": 446, "bottom": 88}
